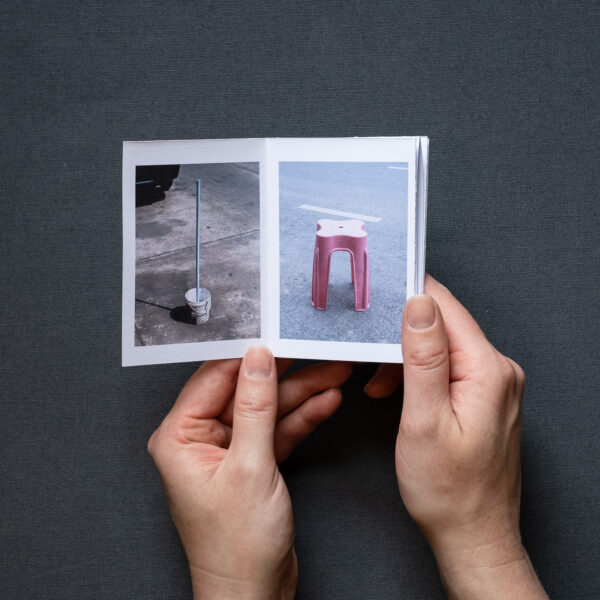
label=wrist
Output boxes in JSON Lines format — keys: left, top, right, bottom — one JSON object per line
{"left": 190, "top": 564, "right": 296, "bottom": 600}
{"left": 428, "top": 532, "right": 547, "bottom": 600}
{"left": 439, "top": 548, "right": 547, "bottom": 600}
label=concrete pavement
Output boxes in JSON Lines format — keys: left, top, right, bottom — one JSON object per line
{"left": 135, "top": 163, "right": 260, "bottom": 346}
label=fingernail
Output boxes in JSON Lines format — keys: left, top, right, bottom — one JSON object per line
{"left": 406, "top": 295, "right": 436, "bottom": 330}
{"left": 244, "top": 346, "right": 273, "bottom": 378}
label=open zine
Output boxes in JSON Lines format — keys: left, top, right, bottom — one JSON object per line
{"left": 122, "top": 137, "right": 428, "bottom": 366}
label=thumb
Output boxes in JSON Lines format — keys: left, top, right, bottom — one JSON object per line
{"left": 401, "top": 295, "right": 451, "bottom": 428}
{"left": 229, "top": 345, "right": 278, "bottom": 465}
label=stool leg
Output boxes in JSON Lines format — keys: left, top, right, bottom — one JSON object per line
{"left": 350, "top": 251, "right": 355, "bottom": 284}
{"left": 351, "top": 249, "right": 370, "bottom": 311}
{"left": 312, "top": 246, "right": 330, "bottom": 310}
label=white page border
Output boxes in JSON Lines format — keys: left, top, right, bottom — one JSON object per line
{"left": 122, "top": 139, "right": 266, "bottom": 366}
{"left": 123, "top": 137, "right": 427, "bottom": 366}
{"left": 269, "top": 137, "right": 422, "bottom": 364}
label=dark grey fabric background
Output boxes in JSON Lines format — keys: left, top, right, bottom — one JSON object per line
{"left": 2, "top": 2, "right": 599, "bottom": 599}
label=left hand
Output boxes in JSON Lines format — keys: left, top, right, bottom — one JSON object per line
{"left": 147, "top": 347, "right": 352, "bottom": 600}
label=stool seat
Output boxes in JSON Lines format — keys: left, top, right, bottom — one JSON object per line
{"left": 311, "top": 218, "right": 370, "bottom": 311}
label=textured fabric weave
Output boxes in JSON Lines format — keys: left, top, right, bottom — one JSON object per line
{"left": 2, "top": 2, "right": 599, "bottom": 598}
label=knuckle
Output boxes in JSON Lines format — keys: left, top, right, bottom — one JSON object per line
{"left": 501, "top": 358, "right": 518, "bottom": 388}
{"left": 210, "top": 359, "right": 241, "bottom": 385}
{"left": 146, "top": 428, "right": 162, "bottom": 457}
{"left": 497, "top": 354, "right": 526, "bottom": 393}
{"left": 482, "top": 353, "right": 512, "bottom": 389}
{"left": 208, "top": 421, "right": 230, "bottom": 447}
{"left": 236, "top": 388, "right": 272, "bottom": 416}
{"left": 296, "top": 408, "right": 318, "bottom": 431}
{"left": 513, "top": 361, "right": 526, "bottom": 386}
{"left": 406, "top": 343, "right": 447, "bottom": 372}
{"left": 201, "top": 418, "right": 219, "bottom": 438}
{"left": 465, "top": 354, "right": 503, "bottom": 396}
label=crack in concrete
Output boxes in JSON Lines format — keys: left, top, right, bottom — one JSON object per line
{"left": 230, "top": 163, "right": 260, "bottom": 177}
{"left": 136, "top": 228, "right": 259, "bottom": 264}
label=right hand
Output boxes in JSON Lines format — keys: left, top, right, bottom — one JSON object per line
{"left": 396, "top": 275, "right": 548, "bottom": 599}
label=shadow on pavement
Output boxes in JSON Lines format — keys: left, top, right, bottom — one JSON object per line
{"left": 170, "top": 305, "right": 195, "bottom": 324}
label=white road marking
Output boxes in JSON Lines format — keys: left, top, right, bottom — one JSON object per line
{"left": 298, "top": 204, "right": 382, "bottom": 222}
{"left": 388, "top": 166, "right": 408, "bottom": 170}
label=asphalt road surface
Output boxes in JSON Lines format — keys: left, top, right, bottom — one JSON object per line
{"left": 279, "top": 162, "right": 408, "bottom": 344}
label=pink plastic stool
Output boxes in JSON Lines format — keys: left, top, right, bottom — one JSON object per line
{"left": 311, "top": 219, "right": 370, "bottom": 311}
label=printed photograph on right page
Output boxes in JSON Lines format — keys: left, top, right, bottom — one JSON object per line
{"left": 279, "top": 161, "right": 408, "bottom": 344}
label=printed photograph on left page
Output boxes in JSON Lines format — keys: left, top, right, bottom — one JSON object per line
{"left": 134, "top": 162, "right": 260, "bottom": 346}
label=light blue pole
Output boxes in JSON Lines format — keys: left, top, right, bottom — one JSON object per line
{"left": 196, "top": 179, "right": 201, "bottom": 302}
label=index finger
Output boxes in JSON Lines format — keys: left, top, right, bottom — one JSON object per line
{"left": 424, "top": 275, "right": 498, "bottom": 373}
{"left": 169, "top": 359, "right": 242, "bottom": 419}
{"left": 276, "top": 358, "right": 295, "bottom": 377}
